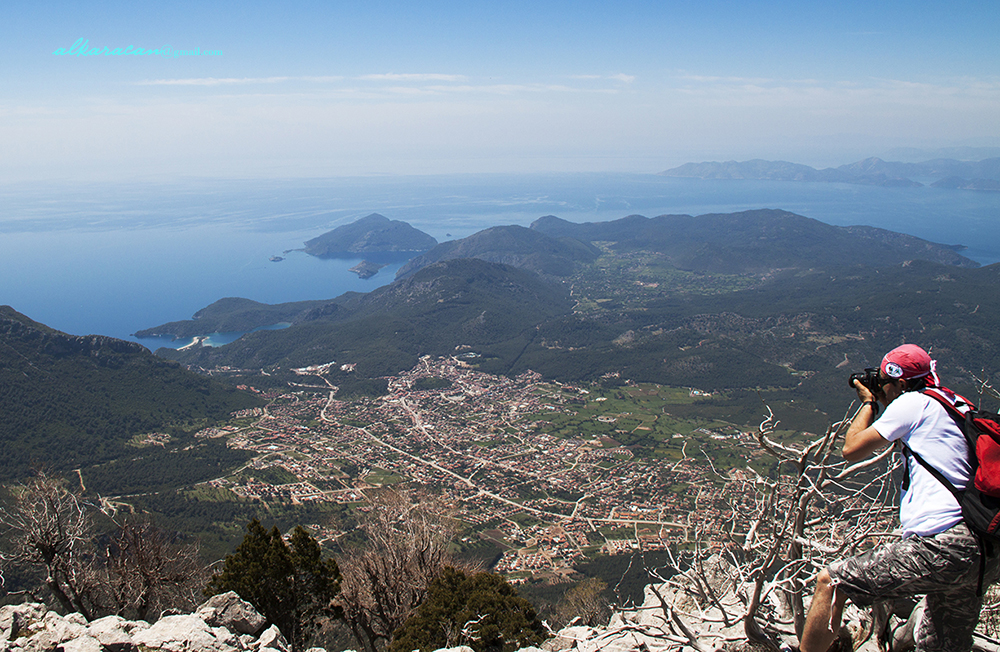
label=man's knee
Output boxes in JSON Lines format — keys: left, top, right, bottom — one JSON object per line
{"left": 814, "top": 568, "right": 837, "bottom": 598}
{"left": 810, "top": 567, "right": 846, "bottom": 617}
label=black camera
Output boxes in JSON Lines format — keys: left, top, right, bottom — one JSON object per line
{"left": 848, "top": 368, "right": 882, "bottom": 394}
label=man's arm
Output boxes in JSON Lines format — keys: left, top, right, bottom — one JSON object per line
{"left": 842, "top": 381, "right": 891, "bottom": 462}
{"left": 843, "top": 407, "right": 889, "bottom": 461}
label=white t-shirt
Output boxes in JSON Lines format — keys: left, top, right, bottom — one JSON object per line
{"left": 873, "top": 391, "right": 971, "bottom": 538}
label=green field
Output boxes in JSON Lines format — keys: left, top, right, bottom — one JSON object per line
{"left": 527, "top": 383, "right": 751, "bottom": 464}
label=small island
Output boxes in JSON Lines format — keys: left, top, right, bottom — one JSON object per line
{"left": 303, "top": 213, "right": 437, "bottom": 258}
{"left": 348, "top": 260, "right": 388, "bottom": 279}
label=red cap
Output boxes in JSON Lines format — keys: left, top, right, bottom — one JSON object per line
{"left": 880, "top": 344, "right": 936, "bottom": 384}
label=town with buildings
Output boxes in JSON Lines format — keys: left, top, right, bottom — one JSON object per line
{"left": 199, "top": 355, "right": 771, "bottom": 580}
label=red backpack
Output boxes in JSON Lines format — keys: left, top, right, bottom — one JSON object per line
{"left": 921, "top": 387, "right": 1000, "bottom": 507}
{"left": 904, "top": 388, "right": 1000, "bottom": 594}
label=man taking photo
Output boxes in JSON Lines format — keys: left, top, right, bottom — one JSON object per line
{"left": 800, "top": 344, "right": 999, "bottom": 652}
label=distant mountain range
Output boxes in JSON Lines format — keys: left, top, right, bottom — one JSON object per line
{"left": 0, "top": 306, "right": 260, "bottom": 481}
{"left": 660, "top": 156, "right": 1000, "bottom": 190}
{"left": 146, "top": 208, "right": 976, "bottom": 342}
{"left": 145, "top": 208, "right": 1000, "bottom": 430}
{"left": 529, "top": 210, "right": 975, "bottom": 273}
{"left": 303, "top": 213, "right": 437, "bottom": 257}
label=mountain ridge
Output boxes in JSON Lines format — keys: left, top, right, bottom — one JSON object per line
{"left": 396, "top": 224, "right": 601, "bottom": 279}
{"left": 160, "top": 257, "right": 573, "bottom": 376}
{"left": 530, "top": 209, "right": 977, "bottom": 272}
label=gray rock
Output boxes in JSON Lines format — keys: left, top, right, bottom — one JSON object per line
{"left": 87, "top": 615, "right": 137, "bottom": 652}
{"left": 544, "top": 626, "right": 601, "bottom": 652}
{"left": 63, "top": 613, "right": 89, "bottom": 627}
{"left": 61, "top": 635, "right": 104, "bottom": 652}
{"left": 255, "top": 624, "right": 289, "bottom": 652}
{"left": 212, "top": 626, "right": 239, "bottom": 647}
{"left": 15, "top": 611, "right": 89, "bottom": 652}
{"left": 131, "top": 614, "right": 237, "bottom": 652}
{"left": 541, "top": 637, "right": 575, "bottom": 652}
{"left": 0, "top": 604, "right": 46, "bottom": 642}
{"left": 197, "top": 592, "right": 267, "bottom": 636}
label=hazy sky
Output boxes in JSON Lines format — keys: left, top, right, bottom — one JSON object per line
{"left": 3, "top": 0, "right": 998, "bottom": 180}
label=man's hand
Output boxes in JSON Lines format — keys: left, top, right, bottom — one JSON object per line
{"left": 853, "top": 378, "right": 885, "bottom": 405}
{"left": 844, "top": 380, "right": 889, "bottom": 461}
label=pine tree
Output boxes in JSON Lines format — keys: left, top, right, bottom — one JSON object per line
{"left": 206, "top": 520, "right": 340, "bottom": 652}
{"left": 287, "top": 525, "right": 342, "bottom": 647}
{"left": 389, "top": 567, "right": 545, "bottom": 652}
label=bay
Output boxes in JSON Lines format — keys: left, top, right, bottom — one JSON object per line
{"left": 1, "top": 173, "right": 998, "bottom": 349}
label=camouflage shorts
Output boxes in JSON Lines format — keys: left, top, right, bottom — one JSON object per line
{"left": 828, "top": 523, "right": 1000, "bottom": 652}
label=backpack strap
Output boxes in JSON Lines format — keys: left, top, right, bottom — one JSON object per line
{"left": 921, "top": 388, "right": 980, "bottom": 456}
{"left": 902, "top": 442, "right": 988, "bottom": 596}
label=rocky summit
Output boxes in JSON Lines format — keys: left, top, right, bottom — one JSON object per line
{"left": 0, "top": 592, "right": 282, "bottom": 652}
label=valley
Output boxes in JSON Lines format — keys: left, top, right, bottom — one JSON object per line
{"left": 110, "top": 355, "right": 779, "bottom": 583}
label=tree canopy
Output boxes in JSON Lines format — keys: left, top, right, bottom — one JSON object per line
{"left": 389, "top": 566, "right": 545, "bottom": 652}
{"left": 205, "top": 519, "right": 340, "bottom": 652}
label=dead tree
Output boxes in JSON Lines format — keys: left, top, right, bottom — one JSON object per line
{"left": 735, "top": 406, "right": 899, "bottom": 646}
{"left": 1, "top": 473, "right": 207, "bottom": 623}
{"left": 336, "top": 493, "right": 460, "bottom": 652}
{"left": 98, "top": 518, "right": 207, "bottom": 621}
{"left": 620, "top": 405, "right": 902, "bottom": 652}
{"left": 0, "top": 472, "right": 98, "bottom": 619}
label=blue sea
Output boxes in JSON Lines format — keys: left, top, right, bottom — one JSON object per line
{"left": 1, "top": 173, "right": 998, "bottom": 349}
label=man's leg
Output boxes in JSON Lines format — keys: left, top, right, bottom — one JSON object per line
{"left": 801, "top": 568, "right": 847, "bottom": 652}
{"left": 803, "top": 524, "right": 987, "bottom": 652}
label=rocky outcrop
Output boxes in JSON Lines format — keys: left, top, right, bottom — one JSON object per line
{"left": 0, "top": 593, "right": 284, "bottom": 652}
{"left": 0, "top": 595, "right": 550, "bottom": 652}
{"left": 196, "top": 592, "right": 267, "bottom": 636}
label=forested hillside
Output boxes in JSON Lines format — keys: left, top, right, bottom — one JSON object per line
{"left": 0, "top": 306, "right": 262, "bottom": 480}
{"left": 163, "top": 257, "right": 574, "bottom": 375}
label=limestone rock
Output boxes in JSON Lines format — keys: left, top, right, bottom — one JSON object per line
{"left": 0, "top": 604, "right": 46, "bottom": 642}
{"left": 255, "top": 624, "right": 289, "bottom": 652}
{"left": 212, "top": 626, "right": 240, "bottom": 647}
{"left": 16, "top": 610, "right": 90, "bottom": 651}
{"left": 541, "top": 636, "right": 574, "bottom": 652}
{"left": 61, "top": 634, "right": 104, "bottom": 652}
{"left": 131, "top": 614, "right": 237, "bottom": 652}
{"left": 63, "top": 613, "right": 88, "bottom": 627}
{"left": 544, "top": 625, "right": 596, "bottom": 652}
{"left": 88, "top": 615, "right": 139, "bottom": 651}
{"left": 197, "top": 591, "right": 267, "bottom": 636}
